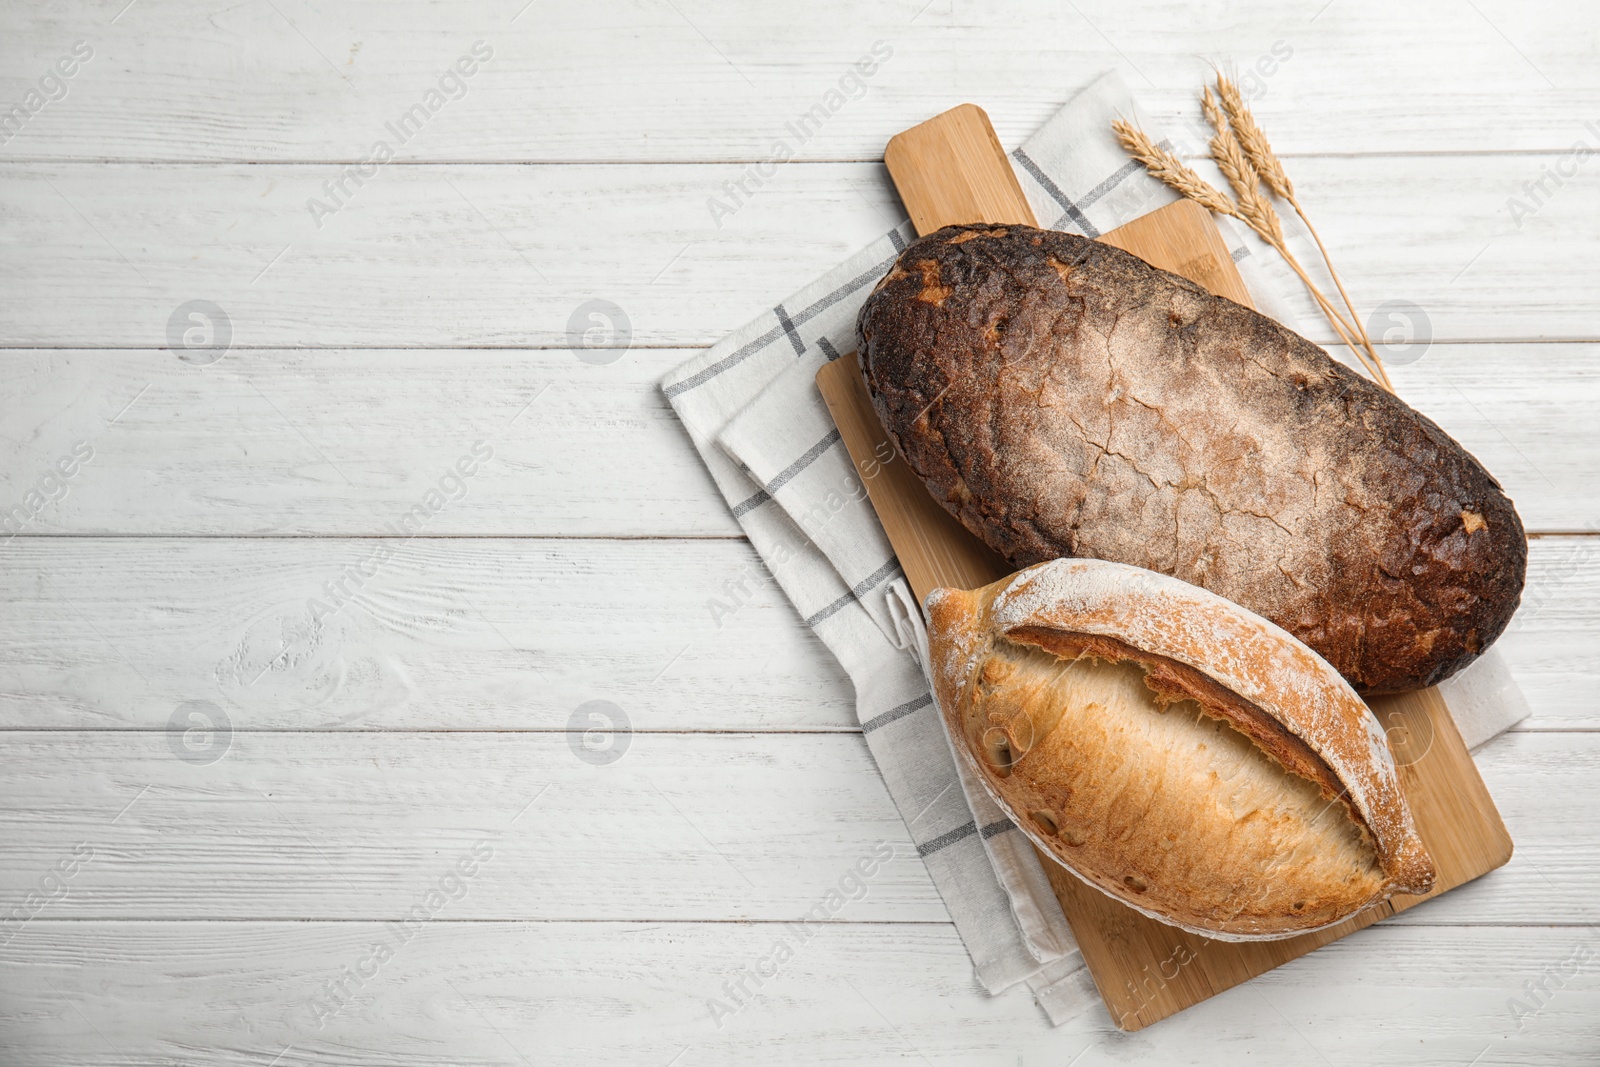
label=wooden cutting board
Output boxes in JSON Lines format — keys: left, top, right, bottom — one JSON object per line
{"left": 817, "top": 103, "right": 1513, "bottom": 1031}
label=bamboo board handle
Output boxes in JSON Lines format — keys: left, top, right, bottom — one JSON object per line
{"left": 884, "top": 103, "right": 1038, "bottom": 234}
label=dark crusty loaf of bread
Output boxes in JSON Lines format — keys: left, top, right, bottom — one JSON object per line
{"left": 858, "top": 223, "right": 1526, "bottom": 694}
{"left": 928, "top": 559, "right": 1435, "bottom": 940}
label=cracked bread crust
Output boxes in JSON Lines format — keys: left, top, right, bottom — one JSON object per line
{"left": 858, "top": 224, "right": 1527, "bottom": 693}
{"left": 927, "top": 559, "right": 1437, "bottom": 940}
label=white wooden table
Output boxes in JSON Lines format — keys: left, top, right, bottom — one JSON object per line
{"left": 2, "top": 2, "right": 1597, "bottom": 1063}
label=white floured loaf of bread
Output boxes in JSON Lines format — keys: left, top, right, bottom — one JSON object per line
{"left": 927, "top": 558, "right": 1436, "bottom": 941}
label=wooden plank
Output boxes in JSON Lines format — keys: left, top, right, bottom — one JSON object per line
{"left": 1385, "top": 346, "right": 1600, "bottom": 534}
{"left": 3, "top": 0, "right": 1598, "bottom": 162}
{"left": 0, "top": 347, "right": 742, "bottom": 538}
{"left": 2, "top": 156, "right": 1600, "bottom": 349}
{"left": 0, "top": 345, "right": 1595, "bottom": 537}
{"left": 0, "top": 537, "right": 855, "bottom": 731}
{"left": 828, "top": 102, "right": 1511, "bottom": 1030}
{"left": 1499, "top": 535, "right": 1600, "bottom": 731}
{"left": 0, "top": 161, "right": 902, "bottom": 350}
{"left": 0, "top": 730, "right": 940, "bottom": 921}
{"left": 0, "top": 729, "right": 1588, "bottom": 922}
{"left": 885, "top": 104, "right": 1036, "bottom": 234}
{"left": 2, "top": 922, "right": 1596, "bottom": 1065}
{"left": 0, "top": 536, "right": 1592, "bottom": 732}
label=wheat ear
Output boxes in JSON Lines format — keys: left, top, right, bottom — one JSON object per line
{"left": 1194, "top": 92, "right": 1384, "bottom": 380}
{"left": 1116, "top": 114, "right": 1369, "bottom": 373}
{"left": 1214, "top": 74, "right": 1393, "bottom": 391}
{"left": 1116, "top": 116, "right": 1366, "bottom": 361}
{"left": 1200, "top": 89, "right": 1280, "bottom": 245}
{"left": 1110, "top": 120, "right": 1240, "bottom": 219}
{"left": 1199, "top": 88, "right": 1390, "bottom": 386}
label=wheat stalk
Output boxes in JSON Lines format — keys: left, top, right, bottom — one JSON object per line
{"left": 1110, "top": 120, "right": 1239, "bottom": 219}
{"left": 1198, "top": 87, "right": 1387, "bottom": 383}
{"left": 1116, "top": 114, "right": 1377, "bottom": 380}
{"left": 1201, "top": 89, "right": 1281, "bottom": 247}
{"left": 1113, "top": 87, "right": 1395, "bottom": 391}
{"left": 1213, "top": 76, "right": 1293, "bottom": 200}
{"left": 1214, "top": 74, "right": 1392, "bottom": 390}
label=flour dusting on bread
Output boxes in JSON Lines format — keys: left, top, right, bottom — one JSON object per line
{"left": 926, "top": 558, "right": 1436, "bottom": 941}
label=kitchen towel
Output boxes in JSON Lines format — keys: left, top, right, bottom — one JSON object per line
{"left": 660, "top": 69, "right": 1530, "bottom": 1025}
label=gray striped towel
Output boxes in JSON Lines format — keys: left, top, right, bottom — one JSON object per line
{"left": 661, "top": 70, "right": 1529, "bottom": 1025}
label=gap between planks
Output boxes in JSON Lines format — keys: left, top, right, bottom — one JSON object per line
{"left": 3, "top": 148, "right": 1595, "bottom": 165}
{"left": 6, "top": 338, "right": 1600, "bottom": 351}
{"left": 0, "top": 533, "right": 751, "bottom": 540}
{"left": 11, "top": 917, "right": 1597, "bottom": 927}
{"left": 17, "top": 536, "right": 1588, "bottom": 546}
{"left": 0, "top": 726, "right": 1582, "bottom": 735}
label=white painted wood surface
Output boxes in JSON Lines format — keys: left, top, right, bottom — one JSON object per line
{"left": 1, "top": 0, "right": 1597, "bottom": 1062}
{"left": 0, "top": 344, "right": 1596, "bottom": 536}
{"left": 1, "top": 157, "right": 1598, "bottom": 348}
{"left": 5, "top": 923, "right": 1594, "bottom": 1067}
{"left": 0, "top": 729, "right": 1592, "bottom": 924}
{"left": 2, "top": 0, "right": 1597, "bottom": 161}
{"left": 3, "top": 925, "right": 1596, "bottom": 1067}
{"left": 0, "top": 536, "right": 1593, "bottom": 730}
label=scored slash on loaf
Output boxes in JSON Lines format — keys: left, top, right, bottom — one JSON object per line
{"left": 928, "top": 558, "right": 1436, "bottom": 941}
